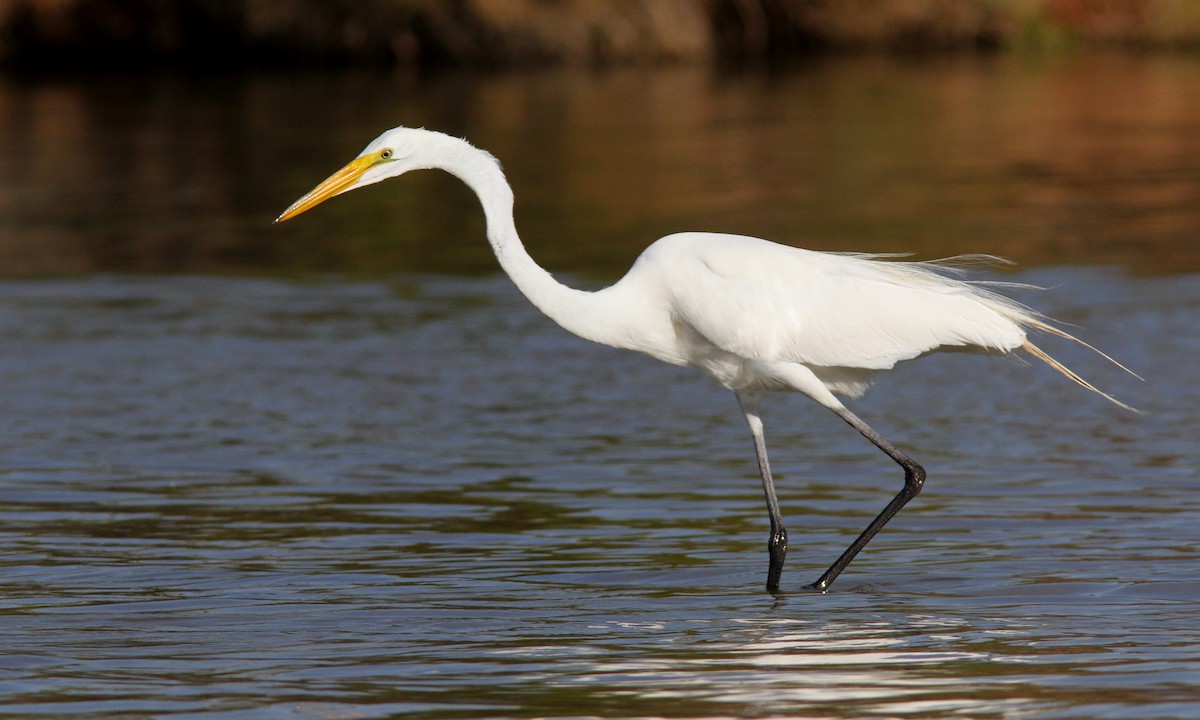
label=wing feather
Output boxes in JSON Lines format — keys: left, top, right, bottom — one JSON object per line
{"left": 660, "top": 233, "right": 1028, "bottom": 371}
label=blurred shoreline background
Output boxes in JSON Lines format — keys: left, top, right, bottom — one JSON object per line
{"left": 1, "top": 1, "right": 1198, "bottom": 278}
{"left": 3, "top": 0, "right": 1200, "bottom": 73}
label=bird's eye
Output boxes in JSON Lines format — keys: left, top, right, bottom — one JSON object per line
{"left": 379, "top": 148, "right": 394, "bottom": 160}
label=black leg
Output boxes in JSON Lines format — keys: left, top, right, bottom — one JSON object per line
{"left": 737, "top": 393, "right": 788, "bottom": 594}
{"left": 806, "top": 406, "right": 925, "bottom": 593}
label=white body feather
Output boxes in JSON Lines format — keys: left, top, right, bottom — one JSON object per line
{"left": 580, "top": 232, "right": 1032, "bottom": 407}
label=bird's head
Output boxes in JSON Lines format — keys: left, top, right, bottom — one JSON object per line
{"left": 274, "top": 126, "right": 434, "bottom": 223}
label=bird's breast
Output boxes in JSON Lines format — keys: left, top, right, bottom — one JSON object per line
{"left": 670, "top": 317, "right": 784, "bottom": 392}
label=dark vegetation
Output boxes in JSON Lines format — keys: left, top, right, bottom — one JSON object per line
{"left": 3, "top": 0, "right": 1198, "bottom": 73}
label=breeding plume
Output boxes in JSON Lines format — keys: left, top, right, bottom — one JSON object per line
{"left": 277, "top": 127, "right": 1133, "bottom": 593}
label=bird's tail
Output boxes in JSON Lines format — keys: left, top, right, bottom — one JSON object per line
{"left": 867, "top": 253, "right": 1141, "bottom": 413}
{"left": 1019, "top": 318, "right": 1142, "bottom": 413}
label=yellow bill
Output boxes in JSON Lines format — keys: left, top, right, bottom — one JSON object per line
{"left": 275, "top": 154, "right": 375, "bottom": 223}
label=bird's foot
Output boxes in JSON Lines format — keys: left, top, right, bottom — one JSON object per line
{"left": 803, "top": 579, "right": 830, "bottom": 594}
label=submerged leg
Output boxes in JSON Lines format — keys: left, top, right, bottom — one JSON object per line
{"left": 736, "top": 392, "right": 788, "bottom": 594}
{"left": 807, "top": 405, "right": 926, "bottom": 593}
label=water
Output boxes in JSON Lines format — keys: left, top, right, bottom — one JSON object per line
{"left": 1, "top": 55, "right": 1199, "bottom": 718}
{"left": 1, "top": 269, "right": 1196, "bottom": 718}
{"left": 3, "top": 54, "right": 1199, "bottom": 277}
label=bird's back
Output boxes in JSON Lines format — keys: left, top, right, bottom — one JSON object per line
{"left": 628, "top": 232, "right": 1031, "bottom": 396}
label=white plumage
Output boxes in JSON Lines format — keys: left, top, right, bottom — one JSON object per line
{"left": 277, "top": 126, "right": 1134, "bottom": 593}
{"left": 632, "top": 234, "right": 1026, "bottom": 397}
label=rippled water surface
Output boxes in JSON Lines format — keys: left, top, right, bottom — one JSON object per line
{"left": 2, "top": 53, "right": 1199, "bottom": 718}
{"left": 0, "top": 269, "right": 1196, "bottom": 719}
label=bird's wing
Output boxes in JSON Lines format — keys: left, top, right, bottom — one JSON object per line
{"left": 661, "top": 234, "right": 1027, "bottom": 371}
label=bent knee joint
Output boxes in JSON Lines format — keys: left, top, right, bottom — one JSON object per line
{"left": 904, "top": 462, "right": 926, "bottom": 494}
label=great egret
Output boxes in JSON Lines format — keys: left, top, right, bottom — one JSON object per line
{"left": 276, "top": 126, "right": 1134, "bottom": 593}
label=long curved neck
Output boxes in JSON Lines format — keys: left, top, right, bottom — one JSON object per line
{"left": 432, "top": 135, "right": 632, "bottom": 348}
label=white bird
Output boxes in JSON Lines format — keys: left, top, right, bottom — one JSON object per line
{"left": 276, "top": 126, "right": 1135, "bottom": 593}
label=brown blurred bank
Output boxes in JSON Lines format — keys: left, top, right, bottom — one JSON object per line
{"left": 2, "top": 0, "right": 1199, "bottom": 71}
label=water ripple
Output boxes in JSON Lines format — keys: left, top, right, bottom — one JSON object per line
{"left": 0, "top": 270, "right": 1197, "bottom": 718}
